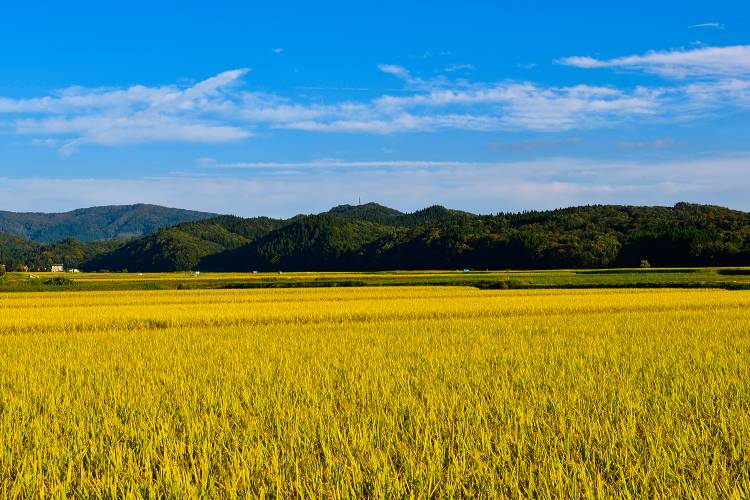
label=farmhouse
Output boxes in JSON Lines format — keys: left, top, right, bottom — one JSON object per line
{"left": 51, "top": 264, "right": 64, "bottom": 272}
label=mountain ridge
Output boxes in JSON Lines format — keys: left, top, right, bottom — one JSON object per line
{"left": 2, "top": 202, "right": 749, "bottom": 272}
{"left": 0, "top": 204, "right": 219, "bottom": 243}
{"left": 80, "top": 202, "right": 750, "bottom": 271}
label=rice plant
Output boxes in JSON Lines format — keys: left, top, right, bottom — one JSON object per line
{"left": 0, "top": 287, "right": 748, "bottom": 496}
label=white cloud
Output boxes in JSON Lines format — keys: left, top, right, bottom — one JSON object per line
{"left": 377, "top": 64, "right": 412, "bottom": 80}
{"left": 19, "top": 115, "right": 249, "bottom": 156}
{"left": 618, "top": 139, "right": 675, "bottom": 150}
{"left": 488, "top": 137, "right": 583, "bottom": 152}
{"left": 3, "top": 56, "right": 750, "bottom": 152}
{"left": 0, "top": 69, "right": 250, "bottom": 115}
{"left": 445, "top": 64, "right": 474, "bottom": 72}
{"left": 688, "top": 22, "right": 724, "bottom": 29}
{"left": 559, "top": 45, "right": 750, "bottom": 79}
{"left": 3, "top": 154, "right": 749, "bottom": 215}
{"left": 681, "top": 79, "right": 750, "bottom": 109}
{"left": 204, "top": 159, "right": 499, "bottom": 169}
{"left": 384, "top": 83, "right": 662, "bottom": 130}
{"left": 272, "top": 48, "right": 284, "bottom": 54}
{"left": 0, "top": 69, "right": 252, "bottom": 153}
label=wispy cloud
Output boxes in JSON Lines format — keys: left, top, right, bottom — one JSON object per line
{"left": 558, "top": 45, "right": 750, "bottom": 79}
{"left": 1, "top": 69, "right": 252, "bottom": 154}
{"left": 618, "top": 139, "right": 676, "bottom": 150}
{"left": 3, "top": 51, "right": 750, "bottom": 153}
{"left": 201, "top": 159, "right": 501, "bottom": 169}
{"left": 516, "top": 62, "right": 538, "bottom": 70}
{"left": 272, "top": 48, "right": 284, "bottom": 54}
{"left": 488, "top": 137, "right": 583, "bottom": 152}
{"left": 445, "top": 64, "right": 474, "bottom": 73}
{"left": 376, "top": 64, "right": 437, "bottom": 91}
{"left": 377, "top": 64, "right": 411, "bottom": 80}
{"left": 294, "top": 86, "right": 370, "bottom": 92}
{"left": 4, "top": 154, "right": 750, "bottom": 214}
{"left": 688, "top": 22, "right": 724, "bottom": 29}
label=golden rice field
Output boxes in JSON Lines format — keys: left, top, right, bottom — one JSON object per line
{"left": 1, "top": 287, "right": 749, "bottom": 497}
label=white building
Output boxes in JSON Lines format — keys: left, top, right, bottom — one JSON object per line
{"left": 51, "top": 264, "right": 64, "bottom": 273}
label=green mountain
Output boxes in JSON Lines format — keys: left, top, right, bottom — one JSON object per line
{"left": 82, "top": 216, "right": 284, "bottom": 272}
{"left": 81, "top": 205, "right": 471, "bottom": 272}
{"left": 0, "top": 233, "right": 38, "bottom": 268}
{"left": 0, "top": 233, "right": 122, "bottom": 271}
{"left": 0, "top": 204, "right": 218, "bottom": 242}
{"left": 3, "top": 202, "right": 750, "bottom": 272}
{"left": 326, "top": 202, "right": 403, "bottom": 222}
{"left": 200, "top": 215, "right": 394, "bottom": 271}
{"left": 78, "top": 204, "right": 471, "bottom": 272}
{"left": 326, "top": 202, "right": 471, "bottom": 226}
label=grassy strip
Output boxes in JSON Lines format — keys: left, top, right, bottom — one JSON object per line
{"left": 575, "top": 269, "right": 702, "bottom": 275}
{"left": 717, "top": 269, "right": 750, "bottom": 276}
{"left": 477, "top": 280, "right": 750, "bottom": 291}
{"left": 1, "top": 268, "right": 749, "bottom": 292}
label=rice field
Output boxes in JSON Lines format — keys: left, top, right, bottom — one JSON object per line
{"left": 3, "top": 267, "right": 750, "bottom": 293}
{"left": 1, "top": 287, "right": 749, "bottom": 497}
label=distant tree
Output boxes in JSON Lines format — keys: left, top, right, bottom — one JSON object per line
{"left": 640, "top": 259, "right": 651, "bottom": 268}
{"left": 44, "top": 276, "right": 73, "bottom": 286}
{"left": 13, "top": 263, "right": 26, "bottom": 272}
{"left": 0, "top": 264, "right": 6, "bottom": 276}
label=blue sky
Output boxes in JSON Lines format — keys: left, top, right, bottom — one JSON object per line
{"left": 1, "top": 1, "right": 749, "bottom": 215}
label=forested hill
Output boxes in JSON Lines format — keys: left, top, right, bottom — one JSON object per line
{"left": 0, "top": 234, "right": 123, "bottom": 272}
{"left": 2, "top": 202, "right": 749, "bottom": 272}
{"left": 72, "top": 202, "right": 750, "bottom": 272}
{"left": 0, "top": 204, "right": 218, "bottom": 242}
{"left": 323, "top": 202, "right": 472, "bottom": 226}
{"left": 82, "top": 216, "right": 284, "bottom": 273}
